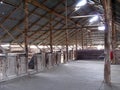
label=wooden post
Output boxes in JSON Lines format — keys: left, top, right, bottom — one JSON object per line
{"left": 65, "top": 0, "right": 69, "bottom": 62}
{"left": 9, "top": 43, "right": 11, "bottom": 52}
{"left": 75, "top": 29, "right": 78, "bottom": 60}
{"left": 86, "top": 29, "right": 88, "bottom": 49}
{"left": 88, "top": 30, "right": 92, "bottom": 47}
{"left": 50, "top": 14, "right": 53, "bottom": 53}
{"left": 103, "top": 0, "right": 112, "bottom": 84}
{"left": 24, "top": 0, "right": 29, "bottom": 73}
{"left": 75, "top": 30, "right": 78, "bottom": 52}
{"left": 112, "top": 22, "right": 116, "bottom": 64}
{"left": 81, "top": 28, "right": 84, "bottom": 50}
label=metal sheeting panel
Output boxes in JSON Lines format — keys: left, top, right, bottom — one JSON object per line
{"left": 10, "top": 9, "right": 25, "bottom": 20}
{"left": 37, "top": 17, "right": 48, "bottom": 26}
{"left": 28, "top": 3, "right": 36, "bottom": 11}
{"left": 2, "top": 19, "right": 19, "bottom": 30}
{"left": 29, "top": 14, "right": 40, "bottom": 24}
{"left": 34, "top": 8, "right": 46, "bottom": 15}
{"left": 44, "top": 0, "right": 61, "bottom": 8}
{"left": 4, "top": 0, "right": 21, "bottom": 6}
{"left": 0, "top": 28, "right": 6, "bottom": 36}
{"left": 29, "top": 25, "right": 40, "bottom": 31}
{"left": 0, "top": 2, "right": 14, "bottom": 15}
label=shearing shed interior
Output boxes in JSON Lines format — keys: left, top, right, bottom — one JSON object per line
{"left": 0, "top": 0, "right": 120, "bottom": 90}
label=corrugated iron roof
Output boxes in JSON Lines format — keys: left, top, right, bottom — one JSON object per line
{"left": 0, "top": 0, "right": 118, "bottom": 46}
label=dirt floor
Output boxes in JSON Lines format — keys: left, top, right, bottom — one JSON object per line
{"left": 0, "top": 60, "right": 120, "bottom": 90}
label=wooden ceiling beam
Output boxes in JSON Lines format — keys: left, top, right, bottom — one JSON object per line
{"left": 0, "top": 4, "right": 22, "bottom": 24}
{"left": 27, "top": 0, "right": 66, "bottom": 40}
{"left": 0, "top": 7, "right": 37, "bottom": 42}
{"left": 36, "top": 26, "right": 66, "bottom": 45}
{"left": 1, "top": 0, "right": 49, "bottom": 43}
{"left": 31, "top": 19, "right": 65, "bottom": 44}
{"left": 10, "top": 0, "right": 80, "bottom": 45}
{"left": 27, "top": 0, "right": 79, "bottom": 25}
{"left": 35, "top": 26, "right": 66, "bottom": 45}
{"left": 42, "top": 28, "right": 76, "bottom": 45}
{"left": 0, "top": 25, "right": 24, "bottom": 49}
{"left": 29, "top": 3, "right": 79, "bottom": 45}
{"left": 54, "top": 29, "right": 77, "bottom": 45}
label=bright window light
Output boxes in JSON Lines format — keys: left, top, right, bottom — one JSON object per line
{"left": 98, "top": 25, "right": 105, "bottom": 31}
{"left": 89, "top": 15, "right": 99, "bottom": 23}
{"left": 0, "top": 1, "right": 3, "bottom": 4}
{"left": 97, "top": 45, "right": 103, "bottom": 50}
{"left": 88, "top": 0, "right": 95, "bottom": 4}
{"left": 1, "top": 44, "right": 10, "bottom": 47}
{"left": 30, "top": 45, "right": 37, "bottom": 48}
{"left": 75, "top": 0, "right": 87, "bottom": 11}
{"left": 0, "top": 73, "right": 3, "bottom": 79}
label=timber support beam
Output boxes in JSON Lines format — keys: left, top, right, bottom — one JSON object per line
{"left": 103, "top": 0, "right": 112, "bottom": 84}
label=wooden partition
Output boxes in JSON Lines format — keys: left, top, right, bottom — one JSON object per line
{"left": 7, "top": 55, "right": 17, "bottom": 78}
{"left": 56, "top": 51, "right": 61, "bottom": 65}
{"left": 63, "top": 51, "right": 67, "bottom": 63}
{"left": 114, "top": 50, "right": 120, "bottom": 64}
{"left": 0, "top": 51, "right": 62, "bottom": 82}
{"left": 0, "top": 55, "right": 7, "bottom": 80}
{"left": 36, "top": 53, "right": 46, "bottom": 72}
{"left": 68, "top": 50, "right": 74, "bottom": 61}
{"left": 76, "top": 50, "right": 104, "bottom": 60}
{"left": 0, "top": 54, "right": 27, "bottom": 81}
{"left": 16, "top": 54, "right": 26, "bottom": 75}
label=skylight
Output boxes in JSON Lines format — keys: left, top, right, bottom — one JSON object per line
{"left": 98, "top": 25, "right": 105, "bottom": 31}
{"left": 89, "top": 15, "right": 99, "bottom": 23}
{"left": 0, "top": 1, "right": 3, "bottom": 4}
{"left": 75, "top": 0, "right": 87, "bottom": 11}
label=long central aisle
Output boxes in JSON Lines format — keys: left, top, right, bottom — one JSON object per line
{"left": 0, "top": 61, "right": 118, "bottom": 90}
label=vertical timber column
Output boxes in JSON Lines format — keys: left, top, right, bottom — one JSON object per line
{"left": 65, "top": 0, "right": 69, "bottom": 61}
{"left": 103, "top": 0, "right": 112, "bottom": 84}
{"left": 88, "top": 30, "right": 92, "bottom": 47}
{"left": 81, "top": 28, "right": 84, "bottom": 49}
{"left": 75, "top": 29, "right": 78, "bottom": 60}
{"left": 9, "top": 43, "right": 11, "bottom": 52}
{"left": 50, "top": 14, "right": 53, "bottom": 53}
{"left": 112, "top": 22, "right": 116, "bottom": 64}
{"left": 85, "top": 29, "right": 88, "bottom": 49}
{"left": 24, "top": 0, "right": 29, "bottom": 73}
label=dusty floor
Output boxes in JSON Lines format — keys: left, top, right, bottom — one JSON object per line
{"left": 0, "top": 60, "right": 120, "bottom": 90}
